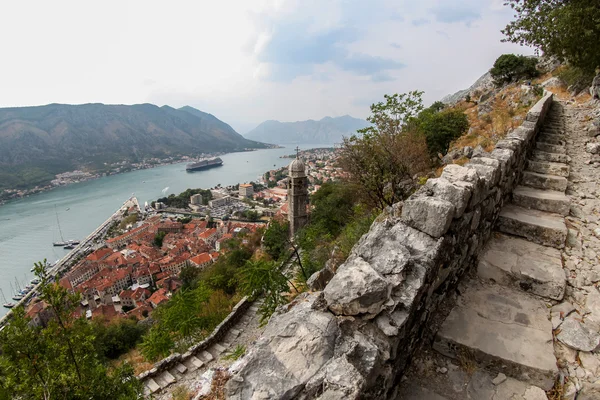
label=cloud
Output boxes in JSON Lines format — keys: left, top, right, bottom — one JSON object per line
{"left": 432, "top": 4, "right": 482, "bottom": 25}
{"left": 252, "top": 8, "right": 405, "bottom": 82}
{"left": 390, "top": 42, "right": 403, "bottom": 49}
{"left": 411, "top": 18, "right": 431, "bottom": 27}
{"left": 436, "top": 30, "right": 450, "bottom": 39}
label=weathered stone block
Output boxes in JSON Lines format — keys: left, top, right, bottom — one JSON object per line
{"left": 424, "top": 177, "right": 471, "bottom": 218}
{"left": 490, "top": 148, "right": 515, "bottom": 168}
{"left": 507, "top": 126, "right": 535, "bottom": 142}
{"left": 401, "top": 196, "right": 454, "bottom": 238}
{"left": 226, "top": 293, "right": 339, "bottom": 399}
{"left": 324, "top": 257, "right": 389, "bottom": 316}
{"left": 466, "top": 163, "right": 500, "bottom": 187}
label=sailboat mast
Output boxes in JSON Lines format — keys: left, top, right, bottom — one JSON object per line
{"left": 55, "top": 205, "right": 65, "bottom": 242}
{"left": 0, "top": 288, "right": 7, "bottom": 303}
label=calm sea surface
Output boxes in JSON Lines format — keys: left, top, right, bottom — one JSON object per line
{"left": 0, "top": 144, "right": 326, "bottom": 317}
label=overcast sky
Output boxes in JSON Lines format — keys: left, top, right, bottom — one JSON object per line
{"left": 0, "top": 0, "right": 532, "bottom": 133}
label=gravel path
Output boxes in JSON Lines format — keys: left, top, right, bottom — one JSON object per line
{"left": 553, "top": 99, "right": 600, "bottom": 398}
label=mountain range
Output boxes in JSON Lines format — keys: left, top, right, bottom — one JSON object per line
{"left": 0, "top": 103, "right": 265, "bottom": 190}
{"left": 244, "top": 115, "right": 369, "bottom": 145}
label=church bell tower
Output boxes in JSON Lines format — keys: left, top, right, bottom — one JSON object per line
{"left": 287, "top": 148, "right": 308, "bottom": 237}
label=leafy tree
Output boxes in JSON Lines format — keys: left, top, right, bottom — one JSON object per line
{"left": 415, "top": 105, "right": 470, "bottom": 156}
{"left": 339, "top": 92, "right": 431, "bottom": 209}
{"left": 154, "top": 230, "right": 167, "bottom": 247}
{"left": 309, "top": 181, "right": 358, "bottom": 237}
{"left": 180, "top": 264, "right": 202, "bottom": 289}
{"left": 92, "top": 317, "right": 148, "bottom": 361}
{"left": 139, "top": 326, "right": 174, "bottom": 361}
{"left": 263, "top": 219, "right": 290, "bottom": 261}
{"left": 237, "top": 258, "right": 291, "bottom": 324}
{"left": 502, "top": 0, "right": 600, "bottom": 74}
{"left": 490, "top": 54, "right": 539, "bottom": 85}
{"left": 0, "top": 261, "right": 142, "bottom": 399}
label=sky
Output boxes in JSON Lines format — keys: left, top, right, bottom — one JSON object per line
{"left": 0, "top": 0, "right": 532, "bottom": 133}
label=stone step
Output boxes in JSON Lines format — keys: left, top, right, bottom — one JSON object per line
{"left": 155, "top": 370, "right": 176, "bottom": 389}
{"left": 183, "top": 355, "right": 204, "bottom": 372}
{"left": 144, "top": 378, "right": 161, "bottom": 395}
{"left": 497, "top": 204, "right": 567, "bottom": 248}
{"left": 531, "top": 150, "right": 569, "bottom": 164}
{"left": 512, "top": 185, "right": 570, "bottom": 216}
{"left": 521, "top": 171, "right": 568, "bottom": 192}
{"left": 478, "top": 232, "right": 565, "bottom": 300}
{"left": 174, "top": 363, "right": 187, "bottom": 374}
{"left": 526, "top": 160, "right": 569, "bottom": 177}
{"left": 541, "top": 129, "right": 564, "bottom": 136}
{"left": 211, "top": 342, "right": 227, "bottom": 355}
{"left": 536, "top": 141, "right": 566, "bottom": 154}
{"left": 198, "top": 350, "right": 214, "bottom": 363}
{"left": 395, "top": 365, "right": 550, "bottom": 400}
{"left": 537, "top": 134, "right": 565, "bottom": 146}
{"left": 433, "top": 282, "right": 558, "bottom": 390}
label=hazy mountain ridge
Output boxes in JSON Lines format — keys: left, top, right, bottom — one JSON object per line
{"left": 0, "top": 103, "right": 265, "bottom": 190}
{"left": 245, "top": 115, "right": 369, "bottom": 145}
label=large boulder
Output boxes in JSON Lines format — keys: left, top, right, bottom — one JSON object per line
{"left": 225, "top": 293, "right": 339, "bottom": 399}
{"left": 324, "top": 257, "right": 389, "bottom": 317}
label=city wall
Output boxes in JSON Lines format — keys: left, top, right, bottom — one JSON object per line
{"left": 224, "top": 93, "right": 554, "bottom": 399}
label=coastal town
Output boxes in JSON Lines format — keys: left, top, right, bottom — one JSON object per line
{"left": 7, "top": 147, "right": 344, "bottom": 328}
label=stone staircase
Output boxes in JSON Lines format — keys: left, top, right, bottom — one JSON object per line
{"left": 415, "top": 101, "right": 569, "bottom": 397}
{"left": 142, "top": 301, "right": 262, "bottom": 397}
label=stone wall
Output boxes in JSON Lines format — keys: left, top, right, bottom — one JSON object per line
{"left": 225, "top": 93, "right": 554, "bottom": 399}
{"left": 138, "top": 296, "right": 250, "bottom": 383}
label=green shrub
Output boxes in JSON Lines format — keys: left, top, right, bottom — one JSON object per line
{"left": 416, "top": 105, "right": 470, "bottom": 156}
{"left": 490, "top": 54, "right": 539, "bottom": 85}
{"left": 557, "top": 66, "right": 596, "bottom": 90}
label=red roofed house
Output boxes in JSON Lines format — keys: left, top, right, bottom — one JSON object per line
{"left": 148, "top": 288, "right": 169, "bottom": 308}
{"left": 215, "top": 233, "right": 233, "bottom": 251}
{"left": 106, "top": 224, "right": 150, "bottom": 249}
{"left": 119, "top": 287, "right": 151, "bottom": 308}
{"left": 198, "top": 228, "right": 218, "bottom": 246}
{"left": 189, "top": 252, "right": 213, "bottom": 269}
{"left": 127, "top": 304, "right": 153, "bottom": 320}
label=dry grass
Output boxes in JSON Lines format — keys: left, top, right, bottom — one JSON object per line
{"left": 110, "top": 348, "right": 153, "bottom": 375}
{"left": 457, "top": 348, "right": 477, "bottom": 376}
{"left": 450, "top": 84, "right": 533, "bottom": 153}
{"left": 546, "top": 378, "right": 564, "bottom": 400}
{"left": 200, "top": 370, "right": 232, "bottom": 400}
{"left": 173, "top": 385, "right": 193, "bottom": 400}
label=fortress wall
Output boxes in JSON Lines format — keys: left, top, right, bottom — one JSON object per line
{"left": 225, "top": 93, "right": 554, "bottom": 399}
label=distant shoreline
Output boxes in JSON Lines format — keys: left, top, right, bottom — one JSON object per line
{"left": 0, "top": 146, "right": 283, "bottom": 207}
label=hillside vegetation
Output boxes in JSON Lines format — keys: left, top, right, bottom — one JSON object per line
{"left": 245, "top": 115, "right": 369, "bottom": 145}
{"left": 0, "top": 104, "right": 265, "bottom": 190}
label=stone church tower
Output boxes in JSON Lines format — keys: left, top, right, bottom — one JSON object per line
{"left": 287, "top": 155, "right": 308, "bottom": 237}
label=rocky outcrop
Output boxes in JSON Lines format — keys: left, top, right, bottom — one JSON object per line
{"left": 225, "top": 93, "right": 554, "bottom": 399}
{"left": 591, "top": 74, "right": 600, "bottom": 100}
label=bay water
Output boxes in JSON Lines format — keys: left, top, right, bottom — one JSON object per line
{"left": 0, "top": 144, "right": 325, "bottom": 317}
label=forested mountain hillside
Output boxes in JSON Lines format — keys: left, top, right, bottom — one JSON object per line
{"left": 0, "top": 103, "right": 265, "bottom": 189}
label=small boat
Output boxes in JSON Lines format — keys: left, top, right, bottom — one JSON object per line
{"left": 1, "top": 289, "right": 15, "bottom": 308}
{"left": 65, "top": 208, "right": 70, "bottom": 211}
{"left": 12, "top": 294, "right": 23, "bottom": 301}
{"left": 30, "top": 278, "right": 40, "bottom": 285}
{"left": 69, "top": 239, "right": 80, "bottom": 245}
{"left": 53, "top": 241, "right": 67, "bottom": 246}
{"left": 64, "top": 244, "right": 75, "bottom": 250}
